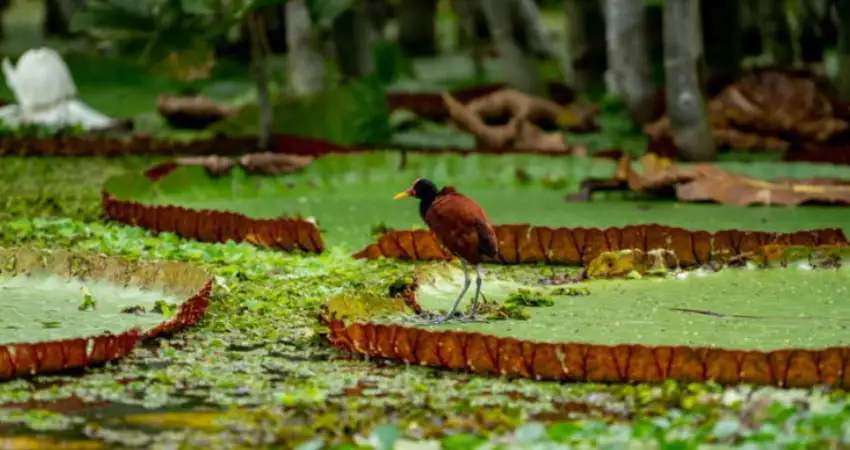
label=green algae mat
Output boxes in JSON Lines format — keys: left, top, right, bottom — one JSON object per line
{"left": 103, "top": 152, "right": 850, "bottom": 250}
{"left": 0, "top": 247, "right": 212, "bottom": 380}
{"left": 2, "top": 218, "right": 850, "bottom": 448}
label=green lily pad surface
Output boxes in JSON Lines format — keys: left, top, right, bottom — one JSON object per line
{"left": 400, "top": 263, "right": 850, "bottom": 351}
{"left": 0, "top": 273, "right": 182, "bottom": 345}
{"left": 105, "top": 153, "right": 850, "bottom": 249}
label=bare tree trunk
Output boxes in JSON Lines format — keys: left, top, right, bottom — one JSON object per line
{"left": 364, "top": 0, "right": 394, "bottom": 39}
{"left": 451, "top": 0, "right": 486, "bottom": 79}
{"left": 398, "top": 0, "right": 438, "bottom": 56}
{"left": 332, "top": 2, "right": 374, "bottom": 81}
{"left": 740, "top": 0, "right": 764, "bottom": 57}
{"left": 247, "top": 12, "right": 272, "bottom": 149}
{"left": 44, "top": 0, "right": 86, "bottom": 36}
{"left": 513, "top": 0, "right": 554, "bottom": 59}
{"left": 759, "top": 0, "right": 794, "bottom": 66}
{"left": 481, "top": 0, "right": 545, "bottom": 95}
{"left": 798, "top": 0, "right": 834, "bottom": 72}
{"left": 664, "top": 0, "right": 716, "bottom": 161}
{"left": 285, "top": 0, "right": 326, "bottom": 95}
{"left": 564, "top": 0, "right": 607, "bottom": 93}
{"left": 603, "top": 0, "right": 656, "bottom": 125}
{"left": 700, "top": 0, "right": 740, "bottom": 86}
{"left": 837, "top": 0, "right": 850, "bottom": 99}
{"left": 0, "top": 0, "right": 9, "bottom": 39}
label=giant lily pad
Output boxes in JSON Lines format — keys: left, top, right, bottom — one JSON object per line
{"left": 0, "top": 247, "right": 212, "bottom": 380}
{"left": 103, "top": 151, "right": 850, "bottom": 250}
{"left": 326, "top": 255, "right": 850, "bottom": 387}
{"left": 103, "top": 151, "right": 615, "bottom": 249}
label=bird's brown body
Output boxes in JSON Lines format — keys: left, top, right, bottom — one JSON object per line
{"left": 423, "top": 187, "right": 498, "bottom": 265}
{"left": 394, "top": 178, "right": 498, "bottom": 323}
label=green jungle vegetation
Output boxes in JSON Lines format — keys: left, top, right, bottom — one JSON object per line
{"left": 3, "top": 0, "right": 850, "bottom": 449}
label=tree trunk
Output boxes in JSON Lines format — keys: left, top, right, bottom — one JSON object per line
{"left": 364, "top": 0, "right": 394, "bottom": 39}
{"left": 759, "top": 0, "right": 794, "bottom": 66}
{"left": 512, "top": 0, "right": 554, "bottom": 59}
{"left": 739, "top": 0, "right": 764, "bottom": 56}
{"left": 481, "top": 0, "right": 545, "bottom": 96}
{"left": 332, "top": 2, "right": 374, "bottom": 81}
{"left": 285, "top": 0, "right": 326, "bottom": 95}
{"left": 700, "top": 0, "right": 740, "bottom": 86}
{"left": 664, "top": 0, "right": 716, "bottom": 161}
{"left": 451, "top": 0, "right": 486, "bottom": 79}
{"left": 798, "top": 0, "right": 833, "bottom": 67}
{"left": 398, "top": 0, "right": 438, "bottom": 57}
{"left": 247, "top": 13, "right": 272, "bottom": 149}
{"left": 43, "top": 0, "right": 86, "bottom": 36}
{"left": 0, "top": 0, "right": 9, "bottom": 39}
{"left": 564, "top": 0, "right": 607, "bottom": 93}
{"left": 602, "top": 0, "right": 656, "bottom": 125}
{"left": 837, "top": 0, "right": 850, "bottom": 99}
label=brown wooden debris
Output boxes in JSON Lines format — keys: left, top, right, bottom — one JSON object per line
{"left": 442, "top": 88, "right": 592, "bottom": 154}
{"left": 157, "top": 94, "right": 238, "bottom": 130}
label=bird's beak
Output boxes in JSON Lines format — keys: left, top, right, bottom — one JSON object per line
{"left": 393, "top": 189, "right": 413, "bottom": 200}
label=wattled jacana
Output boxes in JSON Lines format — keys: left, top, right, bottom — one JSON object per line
{"left": 394, "top": 178, "right": 499, "bottom": 323}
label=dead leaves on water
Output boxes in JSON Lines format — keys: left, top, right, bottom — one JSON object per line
{"left": 174, "top": 153, "right": 314, "bottom": 177}
{"left": 572, "top": 153, "right": 850, "bottom": 206}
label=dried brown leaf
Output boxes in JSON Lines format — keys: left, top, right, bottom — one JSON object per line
{"left": 238, "top": 153, "right": 314, "bottom": 175}
{"left": 617, "top": 153, "right": 850, "bottom": 206}
{"left": 174, "top": 155, "right": 236, "bottom": 176}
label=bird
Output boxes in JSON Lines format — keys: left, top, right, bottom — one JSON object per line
{"left": 393, "top": 178, "right": 499, "bottom": 323}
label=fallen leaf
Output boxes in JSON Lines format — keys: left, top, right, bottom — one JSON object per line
{"left": 174, "top": 155, "right": 236, "bottom": 176}
{"left": 575, "top": 153, "right": 850, "bottom": 206}
{"left": 238, "top": 153, "right": 313, "bottom": 175}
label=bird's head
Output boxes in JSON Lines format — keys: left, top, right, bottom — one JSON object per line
{"left": 393, "top": 178, "right": 439, "bottom": 201}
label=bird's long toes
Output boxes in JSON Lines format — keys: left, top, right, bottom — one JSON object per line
{"left": 400, "top": 312, "right": 449, "bottom": 324}
{"left": 458, "top": 314, "right": 487, "bottom": 323}
{"left": 400, "top": 314, "right": 431, "bottom": 323}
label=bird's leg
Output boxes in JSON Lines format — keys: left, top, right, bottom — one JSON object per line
{"left": 459, "top": 265, "right": 487, "bottom": 322}
{"left": 414, "top": 259, "right": 472, "bottom": 324}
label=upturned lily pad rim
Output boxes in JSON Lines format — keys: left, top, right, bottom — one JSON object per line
{"left": 354, "top": 223, "right": 849, "bottom": 267}
{"left": 324, "top": 254, "right": 850, "bottom": 388}
{"left": 0, "top": 246, "right": 213, "bottom": 380}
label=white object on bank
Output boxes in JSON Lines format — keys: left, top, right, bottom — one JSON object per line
{"left": 0, "top": 47, "right": 117, "bottom": 130}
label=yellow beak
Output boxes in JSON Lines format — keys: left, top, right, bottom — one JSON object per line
{"left": 393, "top": 190, "right": 411, "bottom": 200}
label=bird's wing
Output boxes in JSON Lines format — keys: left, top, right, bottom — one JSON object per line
{"left": 425, "top": 193, "right": 497, "bottom": 262}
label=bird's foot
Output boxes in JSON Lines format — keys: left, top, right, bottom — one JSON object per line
{"left": 399, "top": 311, "right": 458, "bottom": 324}
{"left": 456, "top": 313, "right": 487, "bottom": 323}
{"left": 400, "top": 311, "right": 486, "bottom": 324}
